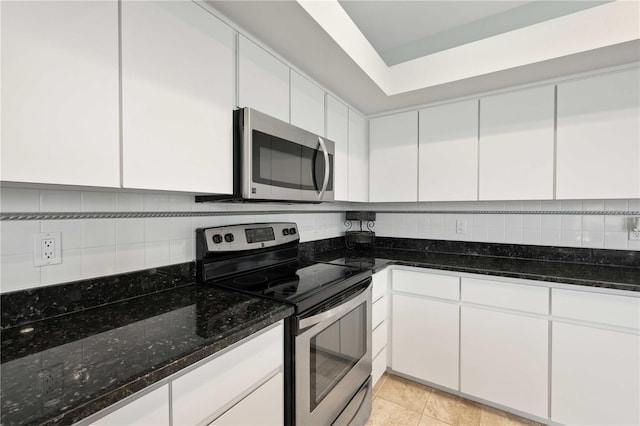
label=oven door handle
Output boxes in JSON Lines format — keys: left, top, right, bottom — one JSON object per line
{"left": 299, "top": 287, "right": 367, "bottom": 330}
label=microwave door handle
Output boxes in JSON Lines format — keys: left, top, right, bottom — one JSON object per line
{"left": 317, "top": 137, "right": 330, "bottom": 200}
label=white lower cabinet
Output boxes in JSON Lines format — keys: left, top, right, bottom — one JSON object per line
{"left": 391, "top": 294, "right": 459, "bottom": 390}
{"left": 552, "top": 323, "right": 640, "bottom": 426}
{"left": 89, "top": 385, "right": 169, "bottom": 426}
{"left": 460, "top": 306, "right": 548, "bottom": 418}
{"left": 551, "top": 288, "right": 640, "bottom": 426}
{"left": 385, "top": 266, "right": 639, "bottom": 425}
{"left": 371, "top": 270, "right": 389, "bottom": 387}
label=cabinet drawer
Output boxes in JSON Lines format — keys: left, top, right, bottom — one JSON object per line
{"left": 392, "top": 270, "right": 459, "bottom": 300}
{"left": 172, "top": 323, "right": 283, "bottom": 425}
{"left": 210, "top": 372, "right": 283, "bottom": 426}
{"left": 462, "top": 277, "right": 548, "bottom": 314}
{"left": 372, "top": 296, "right": 387, "bottom": 329}
{"left": 372, "top": 321, "right": 387, "bottom": 358}
{"left": 553, "top": 289, "right": 640, "bottom": 330}
{"left": 372, "top": 348, "right": 387, "bottom": 387}
{"left": 90, "top": 385, "right": 169, "bottom": 426}
{"left": 372, "top": 271, "right": 388, "bottom": 302}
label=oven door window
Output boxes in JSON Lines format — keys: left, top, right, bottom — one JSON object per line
{"left": 309, "top": 304, "right": 366, "bottom": 411}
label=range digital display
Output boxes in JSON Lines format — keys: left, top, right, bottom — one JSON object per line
{"left": 245, "top": 227, "right": 275, "bottom": 244}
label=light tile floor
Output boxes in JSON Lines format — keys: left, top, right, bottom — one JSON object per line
{"left": 366, "top": 374, "right": 545, "bottom": 426}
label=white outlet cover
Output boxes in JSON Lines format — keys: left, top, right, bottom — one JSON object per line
{"left": 456, "top": 219, "right": 467, "bottom": 234}
{"left": 34, "top": 232, "right": 62, "bottom": 266}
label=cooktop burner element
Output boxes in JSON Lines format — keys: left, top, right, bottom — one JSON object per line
{"left": 195, "top": 222, "right": 370, "bottom": 313}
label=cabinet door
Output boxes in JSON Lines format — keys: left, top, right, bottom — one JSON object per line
{"left": 479, "top": 86, "right": 554, "bottom": 200}
{"left": 290, "top": 71, "right": 324, "bottom": 135}
{"left": 348, "top": 110, "right": 369, "bottom": 202}
{"left": 419, "top": 100, "right": 478, "bottom": 201}
{"left": 369, "top": 111, "right": 418, "bottom": 202}
{"left": 238, "top": 35, "right": 289, "bottom": 123}
{"left": 90, "top": 385, "right": 169, "bottom": 426}
{"left": 552, "top": 322, "right": 640, "bottom": 425}
{"left": 327, "top": 95, "right": 349, "bottom": 201}
{"left": 121, "top": 1, "right": 234, "bottom": 193}
{"left": 1, "top": 1, "right": 119, "bottom": 187}
{"left": 210, "top": 372, "right": 283, "bottom": 426}
{"left": 392, "top": 294, "right": 459, "bottom": 390}
{"left": 461, "top": 307, "right": 548, "bottom": 418}
{"left": 556, "top": 69, "right": 640, "bottom": 199}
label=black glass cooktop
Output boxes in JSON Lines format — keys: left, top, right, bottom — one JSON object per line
{"left": 207, "top": 259, "right": 369, "bottom": 313}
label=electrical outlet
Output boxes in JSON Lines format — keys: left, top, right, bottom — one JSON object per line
{"left": 456, "top": 219, "right": 467, "bottom": 234}
{"left": 41, "top": 364, "right": 63, "bottom": 398}
{"left": 629, "top": 230, "right": 640, "bottom": 241}
{"left": 34, "top": 232, "right": 62, "bottom": 266}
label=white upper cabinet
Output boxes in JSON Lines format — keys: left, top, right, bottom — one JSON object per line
{"left": 1, "top": 1, "right": 120, "bottom": 187}
{"left": 290, "top": 71, "right": 325, "bottom": 136}
{"left": 327, "top": 95, "right": 349, "bottom": 201}
{"left": 419, "top": 100, "right": 478, "bottom": 201}
{"left": 348, "top": 110, "right": 369, "bottom": 202}
{"left": 369, "top": 111, "right": 418, "bottom": 202}
{"left": 121, "top": 1, "right": 234, "bottom": 194}
{"left": 479, "top": 86, "right": 555, "bottom": 200}
{"left": 238, "top": 35, "right": 289, "bottom": 123}
{"left": 556, "top": 68, "right": 640, "bottom": 199}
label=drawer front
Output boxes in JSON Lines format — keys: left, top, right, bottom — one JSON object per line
{"left": 372, "top": 348, "right": 387, "bottom": 387}
{"left": 553, "top": 288, "right": 640, "bottom": 330}
{"left": 372, "top": 296, "right": 387, "bottom": 329}
{"left": 462, "top": 277, "right": 549, "bottom": 314}
{"left": 392, "top": 269, "right": 459, "bottom": 300}
{"left": 90, "top": 384, "right": 169, "bottom": 426}
{"left": 372, "top": 321, "right": 387, "bottom": 358}
{"left": 372, "top": 271, "right": 388, "bottom": 302}
{"left": 210, "top": 372, "right": 283, "bottom": 426}
{"left": 172, "top": 323, "right": 283, "bottom": 425}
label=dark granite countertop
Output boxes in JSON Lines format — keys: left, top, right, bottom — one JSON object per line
{"left": 0, "top": 283, "right": 293, "bottom": 426}
{"left": 308, "top": 247, "right": 640, "bottom": 293}
{"left": 1, "top": 237, "right": 638, "bottom": 426}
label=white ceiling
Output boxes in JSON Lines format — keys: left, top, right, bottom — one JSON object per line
{"left": 339, "top": 1, "right": 610, "bottom": 65}
{"left": 207, "top": 1, "right": 640, "bottom": 116}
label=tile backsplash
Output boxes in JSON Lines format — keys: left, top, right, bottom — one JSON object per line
{"left": 0, "top": 187, "right": 346, "bottom": 293}
{"left": 369, "top": 200, "right": 640, "bottom": 252}
{"left": 1, "top": 187, "right": 638, "bottom": 293}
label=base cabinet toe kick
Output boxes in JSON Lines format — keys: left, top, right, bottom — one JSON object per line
{"left": 372, "top": 266, "right": 640, "bottom": 426}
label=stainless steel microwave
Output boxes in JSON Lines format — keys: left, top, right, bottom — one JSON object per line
{"left": 196, "top": 108, "right": 335, "bottom": 203}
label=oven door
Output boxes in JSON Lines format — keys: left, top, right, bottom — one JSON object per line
{"left": 295, "top": 284, "right": 372, "bottom": 425}
{"left": 242, "top": 108, "right": 334, "bottom": 202}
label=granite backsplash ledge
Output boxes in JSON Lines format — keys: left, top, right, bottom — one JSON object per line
{"left": 371, "top": 237, "right": 640, "bottom": 268}
{"left": 1, "top": 263, "right": 196, "bottom": 330}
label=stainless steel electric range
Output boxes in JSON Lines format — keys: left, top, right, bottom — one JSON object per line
{"left": 196, "top": 222, "right": 372, "bottom": 426}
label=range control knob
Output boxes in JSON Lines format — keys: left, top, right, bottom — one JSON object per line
{"left": 282, "top": 228, "right": 290, "bottom": 236}
{"left": 224, "top": 233, "right": 234, "bottom": 242}
{"left": 289, "top": 227, "right": 297, "bottom": 235}
{"left": 212, "top": 234, "right": 223, "bottom": 244}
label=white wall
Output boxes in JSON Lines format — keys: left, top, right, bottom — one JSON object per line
{"left": 368, "top": 200, "right": 640, "bottom": 251}
{"left": 0, "top": 187, "right": 347, "bottom": 293}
